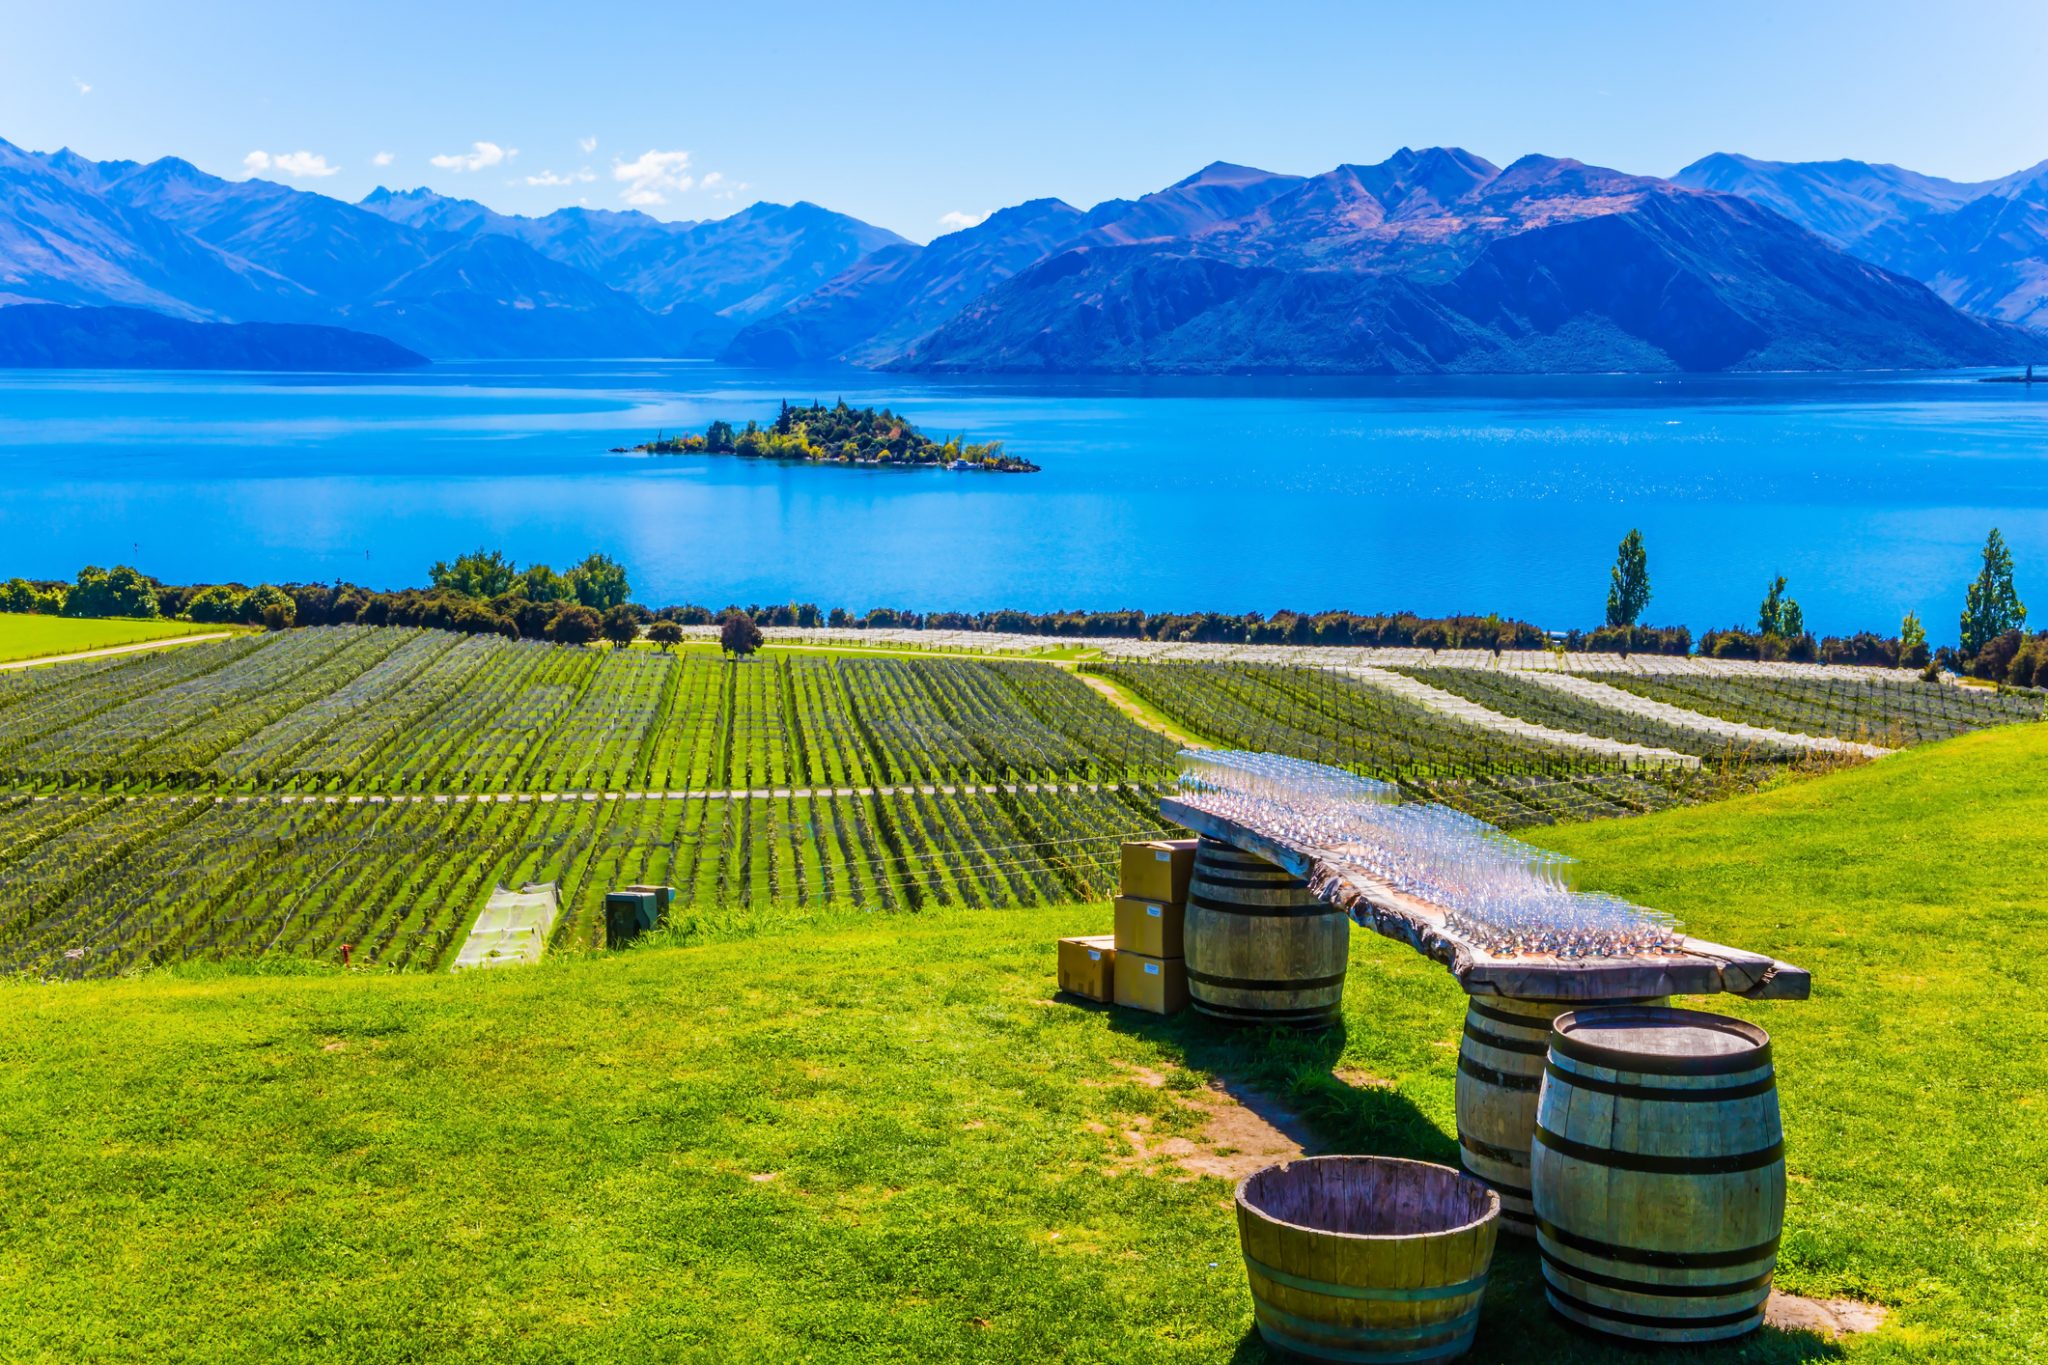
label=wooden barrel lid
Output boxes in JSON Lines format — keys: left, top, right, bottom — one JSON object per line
{"left": 1551, "top": 1005, "right": 1771, "bottom": 1076}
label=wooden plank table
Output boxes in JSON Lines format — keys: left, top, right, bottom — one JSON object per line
{"left": 1159, "top": 796, "right": 1809, "bottom": 1002}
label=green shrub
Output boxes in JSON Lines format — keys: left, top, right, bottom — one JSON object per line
{"left": 2010, "top": 639, "right": 2044, "bottom": 690}
{"left": 61, "top": 564, "right": 158, "bottom": 619}
{"left": 0, "top": 578, "right": 47, "bottom": 613}
{"left": 1700, "top": 627, "right": 1762, "bottom": 660}
{"left": 183, "top": 584, "right": 248, "bottom": 624}
{"left": 1969, "top": 629, "right": 2025, "bottom": 682}
{"left": 243, "top": 585, "right": 296, "bottom": 630}
{"left": 1820, "top": 632, "right": 1900, "bottom": 667}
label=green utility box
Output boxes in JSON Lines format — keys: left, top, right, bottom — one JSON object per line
{"left": 624, "top": 884, "right": 676, "bottom": 920}
{"left": 605, "top": 890, "right": 658, "bottom": 948}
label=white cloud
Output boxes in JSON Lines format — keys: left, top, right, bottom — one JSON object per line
{"left": 578, "top": 136, "right": 598, "bottom": 154}
{"left": 525, "top": 168, "right": 596, "bottom": 187}
{"left": 73, "top": 77, "right": 91, "bottom": 95}
{"left": 938, "top": 209, "right": 991, "bottom": 232}
{"left": 613, "top": 148, "right": 694, "bottom": 205}
{"left": 430, "top": 141, "right": 512, "bottom": 172}
{"left": 371, "top": 150, "right": 395, "bottom": 168}
{"left": 242, "top": 149, "right": 339, "bottom": 179}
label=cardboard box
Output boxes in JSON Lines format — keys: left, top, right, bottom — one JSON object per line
{"left": 1120, "top": 839, "right": 1198, "bottom": 905}
{"left": 1057, "top": 934, "right": 1118, "bottom": 1002}
{"left": 1113, "top": 951, "right": 1188, "bottom": 1016}
{"left": 1114, "top": 896, "right": 1185, "bottom": 959}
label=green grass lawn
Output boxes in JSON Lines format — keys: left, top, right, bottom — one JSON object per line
{"left": 1, "top": 725, "right": 2042, "bottom": 1361}
{"left": 0, "top": 614, "right": 231, "bottom": 663}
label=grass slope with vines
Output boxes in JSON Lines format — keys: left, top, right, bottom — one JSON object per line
{"left": 1084, "top": 659, "right": 1763, "bottom": 825}
{"left": 1596, "top": 671, "right": 2042, "bottom": 746}
{"left": 2, "top": 724, "right": 2043, "bottom": 1361}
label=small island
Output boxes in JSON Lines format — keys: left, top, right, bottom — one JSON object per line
{"left": 1979, "top": 364, "right": 2040, "bottom": 384}
{"left": 617, "top": 400, "right": 1039, "bottom": 472}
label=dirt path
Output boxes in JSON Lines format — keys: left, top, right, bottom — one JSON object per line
{"left": 1520, "top": 671, "right": 1891, "bottom": 759}
{"left": 1341, "top": 665, "right": 1699, "bottom": 770}
{"left": 1077, "top": 672, "right": 1208, "bottom": 749}
{"left": 0, "top": 631, "right": 236, "bottom": 673}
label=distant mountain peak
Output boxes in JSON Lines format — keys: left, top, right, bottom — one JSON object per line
{"left": 361, "top": 185, "right": 456, "bottom": 205}
{"left": 1168, "top": 161, "right": 1286, "bottom": 190}
{"left": 112, "top": 155, "right": 230, "bottom": 196}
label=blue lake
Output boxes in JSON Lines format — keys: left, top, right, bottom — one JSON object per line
{"left": 1, "top": 360, "right": 2044, "bottom": 638}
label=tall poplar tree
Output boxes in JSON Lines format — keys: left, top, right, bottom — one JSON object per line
{"left": 1605, "top": 529, "right": 1650, "bottom": 628}
{"left": 1961, "top": 528, "right": 2026, "bottom": 655}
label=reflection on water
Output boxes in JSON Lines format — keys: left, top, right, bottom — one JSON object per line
{"left": 1, "top": 361, "right": 2042, "bottom": 635}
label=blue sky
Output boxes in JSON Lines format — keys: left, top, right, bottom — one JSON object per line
{"left": 5, "top": 0, "right": 2045, "bottom": 241}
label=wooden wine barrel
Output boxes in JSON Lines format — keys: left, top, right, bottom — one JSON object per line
{"left": 1454, "top": 994, "right": 1665, "bottom": 1239}
{"left": 1532, "top": 1006, "right": 1785, "bottom": 1345}
{"left": 1237, "top": 1155, "right": 1500, "bottom": 1364}
{"left": 1183, "top": 837, "right": 1348, "bottom": 1028}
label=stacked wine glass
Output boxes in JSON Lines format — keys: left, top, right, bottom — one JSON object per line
{"left": 1174, "top": 750, "right": 1683, "bottom": 959}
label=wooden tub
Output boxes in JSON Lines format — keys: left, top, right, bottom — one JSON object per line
{"left": 1236, "top": 1155, "right": 1500, "bottom": 1363}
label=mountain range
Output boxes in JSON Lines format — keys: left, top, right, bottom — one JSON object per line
{"left": 1, "top": 135, "right": 2041, "bottom": 373}
{"left": 865, "top": 150, "right": 2030, "bottom": 374}
{"left": 0, "top": 137, "right": 901, "bottom": 359}
{"left": 1673, "top": 153, "right": 2048, "bottom": 329}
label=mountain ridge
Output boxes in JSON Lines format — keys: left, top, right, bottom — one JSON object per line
{"left": 0, "top": 303, "right": 427, "bottom": 370}
{"left": 1674, "top": 152, "right": 2048, "bottom": 328}
{"left": 883, "top": 149, "right": 2035, "bottom": 374}
{"left": 0, "top": 135, "right": 2040, "bottom": 373}
{"left": 0, "top": 138, "right": 907, "bottom": 360}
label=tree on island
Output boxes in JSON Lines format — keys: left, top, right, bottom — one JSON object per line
{"left": 600, "top": 604, "right": 642, "bottom": 649}
{"left": 1960, "top": 528, "right": 2026, "bottom": 655}
{"left": 1757, "top": 575, "right": 1803, "bottom": 638}
{"left": 1605, "top": 529, "right": 1650, "bottom": 628}
{"left": 546, "top": 604, "right": 603, "bottom": 646}
{"left": 647, "top": 621, "right": 684, "bottom": 652}
{"left": 635, "top": 400, "right": 1035, "bottom": 471}
{"left": 720, "top": 612, "right": 764, "bottom": 660}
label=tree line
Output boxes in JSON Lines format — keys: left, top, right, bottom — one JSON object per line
{"left": 1599, "top": 526, "right": 2035, "bottom": 683}
{"left": 3, "top": 530, "right": 2038, "bottom": 684}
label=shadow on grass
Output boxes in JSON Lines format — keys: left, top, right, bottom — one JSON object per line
{"left": 1101, "top": 1006, "right": 1850, "bottom": 1365}
{"left": 1102, "top": 1010, "right": 1455, "bottom": 1166}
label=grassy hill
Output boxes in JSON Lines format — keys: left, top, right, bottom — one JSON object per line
{"left": 1, "top": 723, "right": 2042, "bottom": 1361}
{"left": 0, "top": 613, "right": 229, "bottom": 663}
